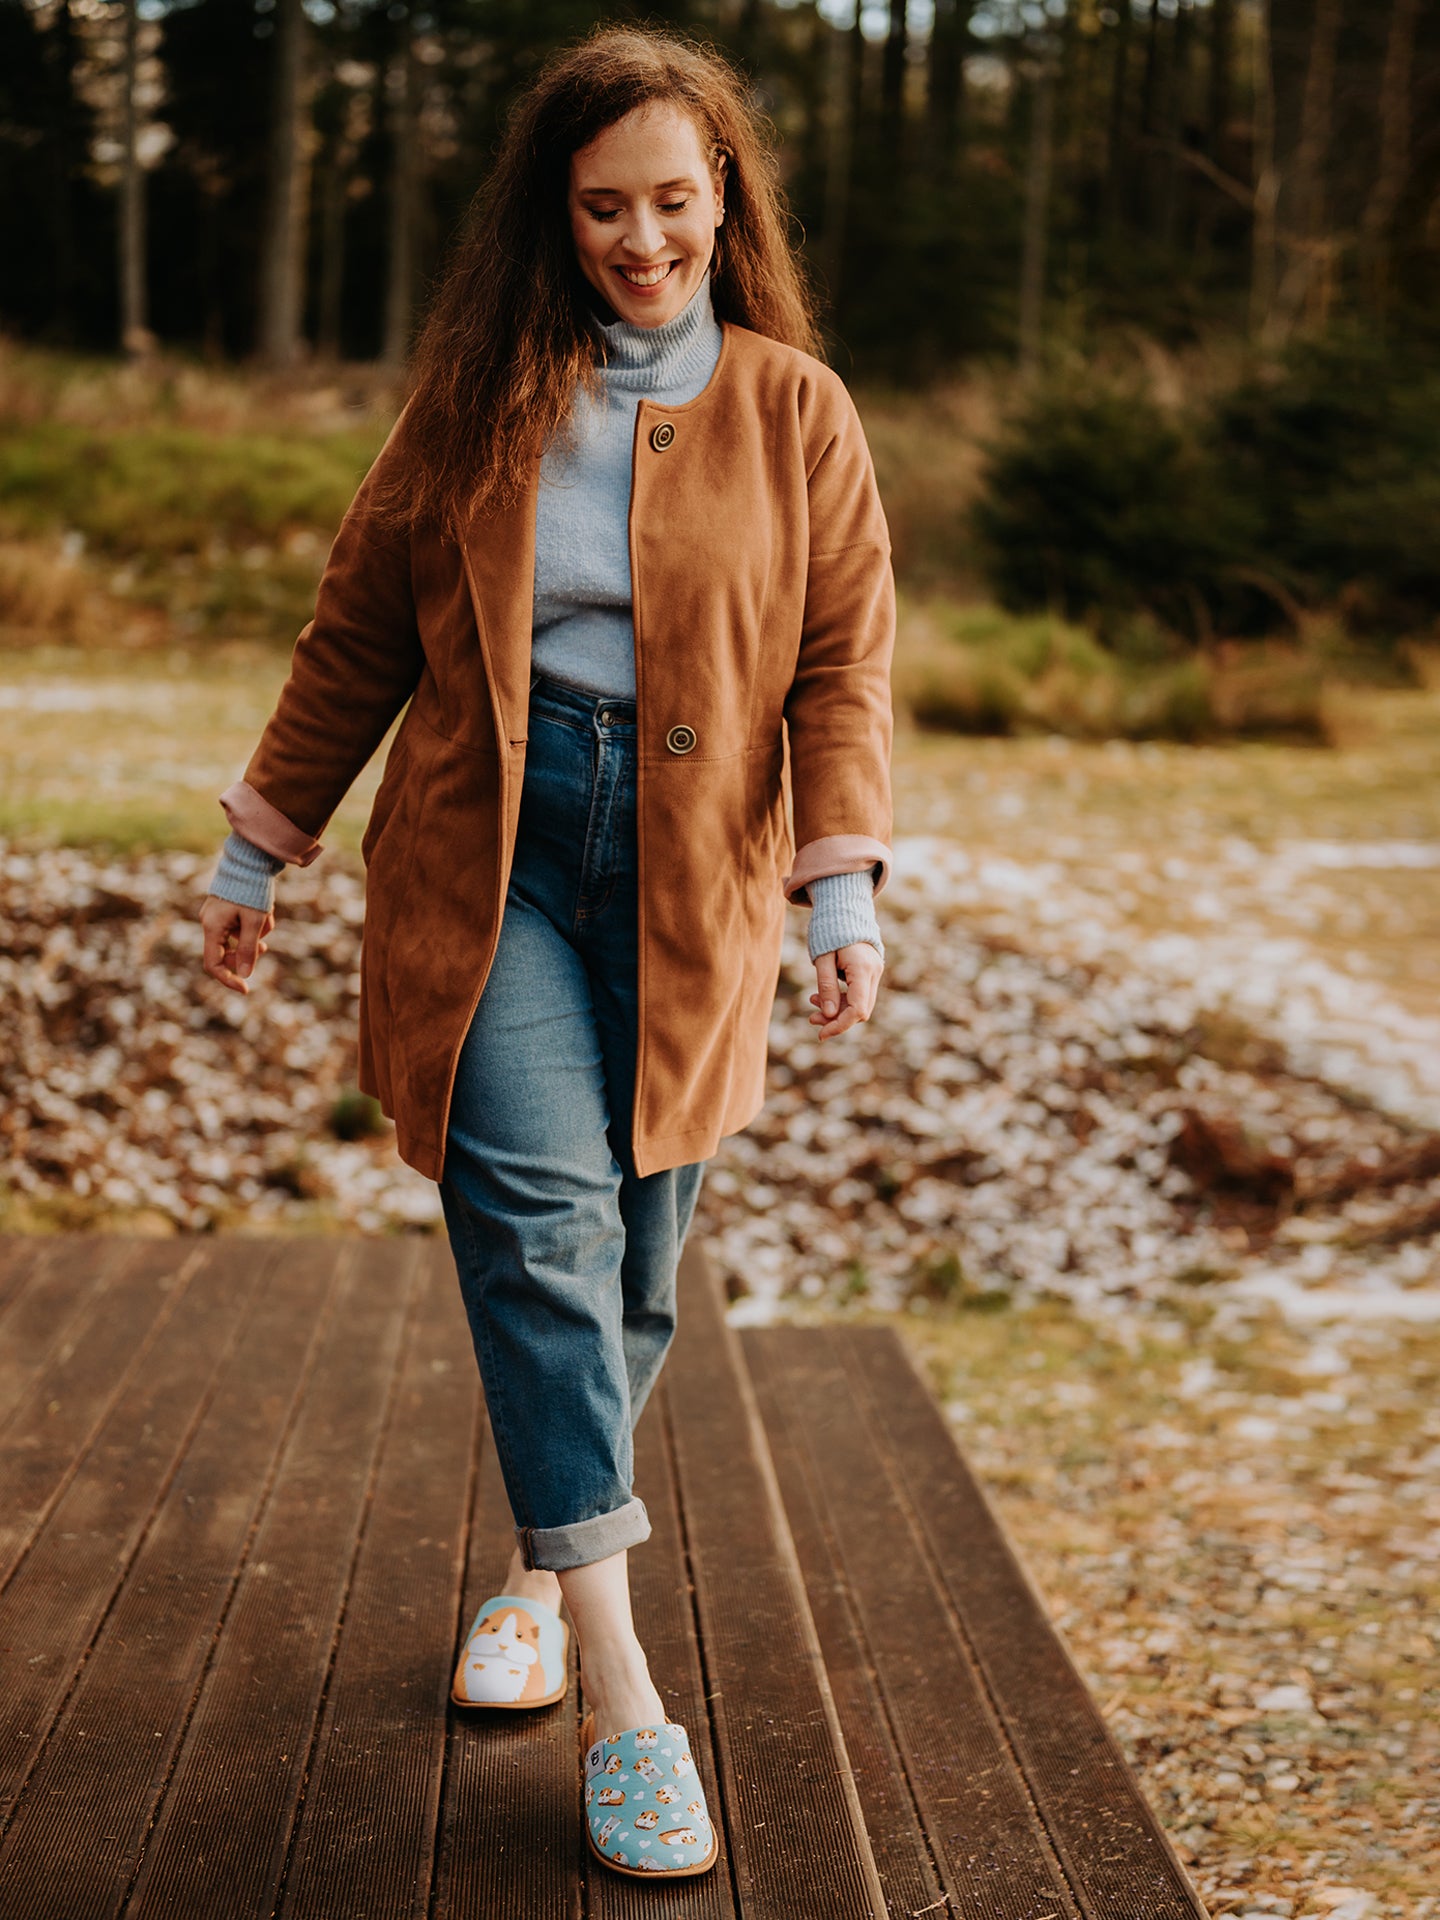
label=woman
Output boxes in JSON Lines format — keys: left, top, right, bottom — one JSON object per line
{"left": 199, "top": 25, "right": 893, "bottom": 1881}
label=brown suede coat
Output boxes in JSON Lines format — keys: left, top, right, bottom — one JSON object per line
{"left": 221, "top": 322, "right": 894, "bottom": 1180}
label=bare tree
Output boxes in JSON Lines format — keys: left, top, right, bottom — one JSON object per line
{"left": 256, "top": 0, "right": 310, "bottom": 368}
{"left": 1019, "top": 36, "right": 1058, "bottom": 376}
{"left": 1250, "top": 0, "right": 1280, "bottom": 341}
{"left": 381, "top": 35, "right": 419, "bottom": 369}
{"left": 818, "top": 4, "right": 856, "bottom": 308}
{"left": 117, "top": 0, "right": 147, "bottom": 356}
{"left": 1274, "top": 0, "right": 1342, "bottom": 336}
{"left": 1360, "top": 0, "right": 1420, "bottom": 317}
{"left": 882, "top": 0, "right": 908, "bottom": 161}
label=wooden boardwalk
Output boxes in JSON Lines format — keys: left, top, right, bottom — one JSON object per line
{"left": 0, "top": 1234, "right": 1207, "bottom": 1919}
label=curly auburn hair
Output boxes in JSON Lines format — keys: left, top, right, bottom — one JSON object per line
{"left": 376, "top": 24, "right": 821, "bottom": 536}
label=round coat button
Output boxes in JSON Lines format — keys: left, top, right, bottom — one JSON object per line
{"left": 650, "top": 422, "right": 676, "bottom": 451}
{"left": 665, "top": 724, "right": 697, "bottom": 755}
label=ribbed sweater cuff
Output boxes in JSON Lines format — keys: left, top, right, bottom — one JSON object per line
{"left": 209, "top": 830, "right": 285, "bottom": 913}
{"left": 806, "top": 867, "right": 884, "bottom": 964}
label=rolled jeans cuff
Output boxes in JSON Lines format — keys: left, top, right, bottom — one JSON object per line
{"left": 517, "top": 1495, "right": 652, "bottom": 1572}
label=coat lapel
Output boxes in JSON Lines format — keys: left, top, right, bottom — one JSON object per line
{"left": 459, "top": 469, "right": 539, "bottom": 745}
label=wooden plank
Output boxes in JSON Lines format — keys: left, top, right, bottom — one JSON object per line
{"left": 833, "top": 1330, "right": 1210, "bottom": 1920}
{"left": 0, "top": 1237, "right": 126, "bottom": 1429}
{"left": 0, "top": 1239, "right": 206, "bottom": 1588}
{"left": 0, "top": 1238, "right": 46, "bottom": 1325}
{"left": 744, "top": 1329, "right": 1079, "bottom": 1920}
{"left": 582, "top": 1388, "right": 740, "bottom": 1920}
{"left": 429, "top": 1406, "right": 580, "bottom": 1920}
{"left": 0, "top": 1238, "right": 272, "bottom": 1825}
{"left": 280, "top": 1241, "right": 478, "bottom": 1920}
{"left": 740, "top": 1330, "right": 951, "bottom": 1920}
{"left": 0, "top": 1239, "right": 344, "bottom": 1920}
{"left": 663, "top": 1249, "right": 885, "bottom": 1920}
{"left": 122, "top": 1238, "right": 424, "bottom": 1920}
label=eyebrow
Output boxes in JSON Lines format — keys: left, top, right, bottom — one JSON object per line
{"left": 577, "top": 176, "right": 700, "bottom": 196}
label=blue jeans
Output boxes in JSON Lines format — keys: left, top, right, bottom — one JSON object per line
{"left": 440, "top": 674, "right": 706, "bottom": 1572}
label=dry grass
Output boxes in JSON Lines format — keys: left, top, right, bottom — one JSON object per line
{"left": 893, "top": 1295, "right": 1440, "bottom": 1916}
{"left": 894, "top": 599, "right": 1331, "bottom": 743}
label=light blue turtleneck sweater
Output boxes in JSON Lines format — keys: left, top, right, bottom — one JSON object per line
{"left": 211, "top": 276, "right": 881, "bottom": 964}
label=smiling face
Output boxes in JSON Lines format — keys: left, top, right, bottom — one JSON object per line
{"left": 568, "top": 103, "right": 725, "bottom": 329}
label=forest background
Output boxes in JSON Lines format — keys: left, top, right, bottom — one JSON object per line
{"left": 2, "top": 0, "right": 1440, "bottom": 736}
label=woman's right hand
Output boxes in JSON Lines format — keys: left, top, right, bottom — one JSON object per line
{"left": 199, "top": 895, "right": 276, "bottom": 996}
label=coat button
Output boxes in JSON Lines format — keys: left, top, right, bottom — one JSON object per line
{"left": 650, "top": 422, "right": 676, "bottom": 451}
{"left": 665, "top": 724, "right": 697, "bottom": 755}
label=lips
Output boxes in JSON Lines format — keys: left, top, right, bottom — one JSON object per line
{"left": 616, "top": 261, "right": 678, "bottom": 288}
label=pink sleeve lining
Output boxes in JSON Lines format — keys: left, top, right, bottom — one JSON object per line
{"left": 783, "top": 833, "right": 891, "bottom": 907}
{"left": 219, "top": 781, "right": 324, "bottom": 867}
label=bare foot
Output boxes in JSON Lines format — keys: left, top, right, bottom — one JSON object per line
{"left": 581, "top": 1652, "right": 667, "bottom": 1743}
{"left": 497, "top": 1544, "right": 562, "bottom": 1618}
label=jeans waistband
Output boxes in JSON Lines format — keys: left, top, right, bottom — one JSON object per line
{"left": 529, "top": 671, "right": 636, "bottom": 731}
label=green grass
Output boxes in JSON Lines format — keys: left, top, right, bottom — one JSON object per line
{"left": 0, "top": 420, "right": 384, "bottom": 557}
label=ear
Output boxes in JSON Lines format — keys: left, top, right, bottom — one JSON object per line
{"left": 713, "top": 152, "right": 727, "bottom": 226}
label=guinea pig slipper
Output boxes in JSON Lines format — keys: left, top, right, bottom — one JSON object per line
{"left": 451, "top": 1594, "right": 569, "bottom": 1708}
{"left": 581, "top": 1714, "right": 719, "bottom": 1877}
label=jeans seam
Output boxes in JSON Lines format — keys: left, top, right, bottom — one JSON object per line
{"left": 451, "top": 1192, "right": 534, "bottom": 1529}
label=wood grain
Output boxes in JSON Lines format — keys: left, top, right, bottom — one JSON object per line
{"left": 664, "top": 1249, "right": 885, "bottom": 1920}
{"left": 834, "top": 1328, "right": 1209, "bottom": 1920}
{"left": 122, "top": 1238, "right": 423, "bottom": 1920}
{"left": 0, "top": 1239, "right": 342, "bottom": 1920}
{"left": 280, "top": 1240, "right": 479, "bottom": 1920}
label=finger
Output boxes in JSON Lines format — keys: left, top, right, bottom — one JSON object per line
{"left": 838, "top": 951, "right": 883, "bottom": 1022}
{"left": 811, "top": 1001, "right": 862, "bottom": 1039}
{"left": 813, "top": 951, "right": 840, "bottom": 1020}
{"left": 232, "top": 906, "right": 270, "bottom": 980}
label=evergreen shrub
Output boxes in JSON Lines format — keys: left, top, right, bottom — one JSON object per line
{"left": 970, "top": 335, "right": 1440, "bottom": 652}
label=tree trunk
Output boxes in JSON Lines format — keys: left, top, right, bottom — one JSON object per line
{"left": 882, "top": 0, "right": 908, "bottom": 162}
{"left": 1360, "top": 0, "right": 1419, "bottom": 316}
{"left": 382, "top": 37, "right": 418, "bottom": 369}
{"left": 927, "top": 0, "right": 968, "bottom": 176}
{"left": 317, "top": 140, "right": 348, "bottom": 361}
{"left": 1019, "top": 41, "right": 1057, "bottom": 376}
{"left": 1208, "top": 0, "right": 1234, "bottom": 156}
{"left": 1140, "top": 0, "right": 1163, "bottom": 135}
{"left": 1275, "top": 0, "right": 1342, "bottom": 335}
{"left": 256, "top": 0, "right": 309, "bottom": 368}
{"left": 1102, "top": 0, "right": 1134, "bottom": 239}
{"left": 1157, "top": 0, "right": 1193, "bottom": 248}
{"left": 1250, "top": 0, "right": 1279, "bottom": 342}
{"left": 118, "top": 0, "right": 148, "bottom": 355}
{"left": 818, "top": 2, "right": 856, "bottom": 308}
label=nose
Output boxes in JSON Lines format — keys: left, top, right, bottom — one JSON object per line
{"left": 620, "top": 204, "right": 666, "bottom": 258}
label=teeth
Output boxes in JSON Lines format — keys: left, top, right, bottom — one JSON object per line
{"left": 618, "top": 263, "right": 674, "bottom": 287}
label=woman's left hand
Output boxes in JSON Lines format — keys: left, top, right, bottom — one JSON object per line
{"left": 809, "top": 943, "right": 884, "bottom": 1039}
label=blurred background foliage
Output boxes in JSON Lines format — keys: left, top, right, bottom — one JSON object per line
{"left": 1, "top": 0, "right": 1438, "bottom": 740}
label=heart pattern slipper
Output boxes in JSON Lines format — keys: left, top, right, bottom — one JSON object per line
{"left": 581, "top": 1714, "right": 718, "bottom": 1877}
{"left": 451, "top": 1594, "right": 568, "bottom": 1708}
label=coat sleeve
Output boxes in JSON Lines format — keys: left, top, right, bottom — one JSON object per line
{"left": 218, "top": 419, "right": 424, "bottom": 864}
{"left": 781, "top": 374, "right": 895, "bottom": 907}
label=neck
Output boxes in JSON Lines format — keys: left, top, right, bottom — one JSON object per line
{"left": 591, "top": 275, "right": 722, "bottom": 396}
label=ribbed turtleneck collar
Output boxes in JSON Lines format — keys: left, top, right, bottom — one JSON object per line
{"left": 593, "top": 274, "right": 722, "bottom": 395}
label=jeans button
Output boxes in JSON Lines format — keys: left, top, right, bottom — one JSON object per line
{"left": 599, "top": 708, "right": 615, "bottom": 726}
